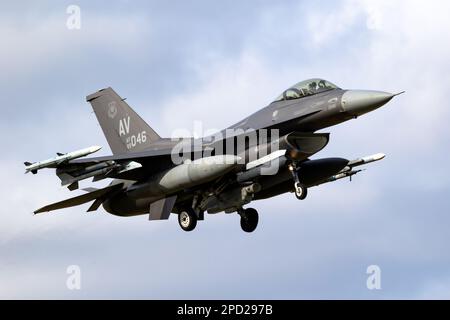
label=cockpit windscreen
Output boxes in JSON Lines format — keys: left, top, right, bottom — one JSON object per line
{"left": 274, "top": 79, "right": 339, "bottom": 102}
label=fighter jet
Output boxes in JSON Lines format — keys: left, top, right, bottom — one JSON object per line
{"left": 26, "top": 79, "right": 402, "bottom": 232}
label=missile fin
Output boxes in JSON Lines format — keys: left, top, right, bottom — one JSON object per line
{"left": 87, "top": 198, "right": 104, "bottom": 212}
{"left": 67, "top": 181, "right": 79, "bottom": 191}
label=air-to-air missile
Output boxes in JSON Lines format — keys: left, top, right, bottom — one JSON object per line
{"left": 24, "top": 146, "right": 102, "bottom": 174}
{"left": 325, "top": 153, "right": 386, "bottom": 183}
{"left": 346, "top": 153, "right": 386, "bottom": 168}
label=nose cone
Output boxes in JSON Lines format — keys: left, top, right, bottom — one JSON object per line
{"left": 341, "top": 90, "right": 396, "bottom": 116}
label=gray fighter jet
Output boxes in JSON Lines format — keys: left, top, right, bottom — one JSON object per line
{"left": 27, "top": 79, "right": 402, "bottom": 232}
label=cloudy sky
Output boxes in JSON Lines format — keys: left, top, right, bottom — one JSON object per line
{"left": 1, "top": 0, "right": 450, "bottom": 299}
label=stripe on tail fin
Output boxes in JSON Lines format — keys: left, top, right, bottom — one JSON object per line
{"left": 87, "top": 87, "right": 160, "bottom": 154}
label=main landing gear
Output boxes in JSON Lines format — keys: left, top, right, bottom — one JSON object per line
{"left": 177, "top": 207, "right": 259, "bottom": 233}
{"left": 238, "top": 208, "right": 259, "bottom": 233}
{"left": 288, "top": 164, "right": 308, "bottom": 200}
{"left": 178, "top": 206, "right": 260, "bottom": 233}
{"left": 178, "top": 208, "right": 198, "bottom": 232}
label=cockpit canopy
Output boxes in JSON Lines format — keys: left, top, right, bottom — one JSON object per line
{"left": 274, "top": 79, "right": 339, "bottom": 102}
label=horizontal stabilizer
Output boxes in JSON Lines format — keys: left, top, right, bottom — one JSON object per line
{"left": 34, "top": 183, "right": 123, "bottom": 214}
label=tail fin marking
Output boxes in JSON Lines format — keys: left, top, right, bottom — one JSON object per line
{"left": 86, "top": 87, "right": 160, "bottom": 154}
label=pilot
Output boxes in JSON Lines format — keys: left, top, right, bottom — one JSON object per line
{"left": 318, "top": 80, "right": 326, "bottom": 89}
{"left": 308, "top": 81, "right": 317, "bottom": 93}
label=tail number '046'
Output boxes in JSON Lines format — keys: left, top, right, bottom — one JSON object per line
{"left": 126, "top": 131, "right": 147, "bottom": 149}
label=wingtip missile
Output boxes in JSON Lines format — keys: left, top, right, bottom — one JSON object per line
{"left": 361, "top": 153, "right": 385, "bottom": 163}
{"left": 24, "top": 145, "right": 102, "bottom": 174}
{"left": 347, "top": 153, "right": 385, "bottom": 168}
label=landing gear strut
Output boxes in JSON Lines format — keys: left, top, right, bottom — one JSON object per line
{"left": 238, "top": 208, "right": 259, "bottom": 233}
{"left": 178, "top": 208, "right": 198, "bottom": 232}
{"left": 289, "top": 164, "right": 308, "bottom": 200}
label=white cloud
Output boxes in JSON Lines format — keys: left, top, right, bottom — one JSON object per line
{"left": 415, "top": 277, "right": 450, "bottom": 299}
{"left": 0, "top": 10, "right": 152, "bottom": 79}
{"left": 160, "top": 51, "right": 277, "bottom": 134}
{"left": 306, "top": 2, "right": 362, "bottom": 47}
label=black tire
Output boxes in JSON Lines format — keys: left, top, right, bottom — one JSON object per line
{"left": 240, "top": 208, "right": 259, "bottom": 233}
{"left": 295, "top": 183, "right": 308, "bottom": 200}
{"left": 178, "top": 208, "right": 197, "bottom": 232}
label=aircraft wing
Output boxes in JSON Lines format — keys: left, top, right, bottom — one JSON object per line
{"left": 251, "top": 152, "right": 385, "bottom": 201}
{"left": 34, "top": 183, "right": 124, "bottom": 214}
{"left": 55, "top": 139, "right": 189, "bottom": 189}
{"left": 28, "top": 127, "right": 332, "bottom": 194}
{"left": 55, "top": 150, "right": 176, "bottom": 190}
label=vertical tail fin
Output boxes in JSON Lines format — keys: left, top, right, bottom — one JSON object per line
{"left": 86, "top": 87, "right": 160, "bottom": 154}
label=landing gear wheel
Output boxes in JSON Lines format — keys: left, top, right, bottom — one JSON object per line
{"left": 240, "top": 208, "right": 259, "bottom": 233}
{"left": 178, "top": 208, "right": 197, "bottom": 232}
{"left": 289, "top": 164, "right": 307, "bottom": 200}
{"left": 294, "top": 182, "right": 308, "bottom": 200}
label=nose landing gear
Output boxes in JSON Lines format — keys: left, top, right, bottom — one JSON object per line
{"left": 289, "top": 164, "right": 308, "bottom": 200}
{"left": 294, "top": 182, "right": 308, "bottom": 200}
